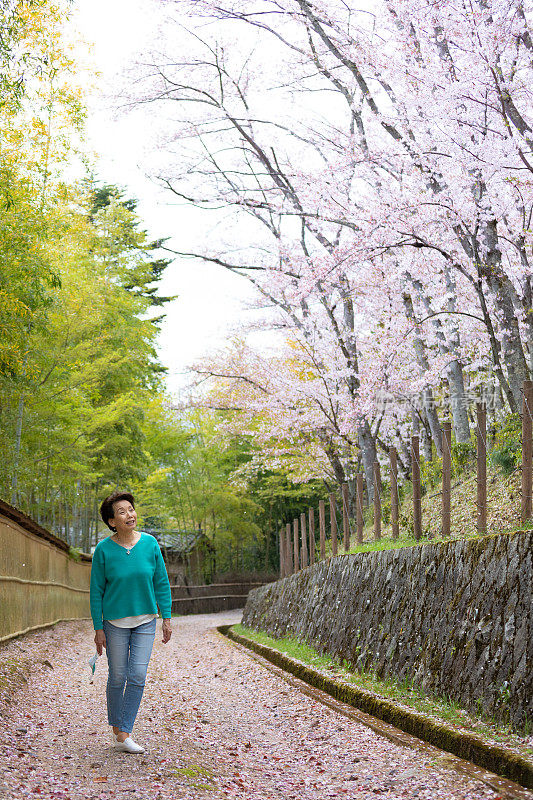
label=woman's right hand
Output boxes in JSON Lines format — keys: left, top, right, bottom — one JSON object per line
{"left": 94, "top": 629, "right": 106, "bottom": 656}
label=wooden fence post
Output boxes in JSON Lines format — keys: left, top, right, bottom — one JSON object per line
{"left": 300, "top": 512, "right": 308, "bottom": 568}
{"left": 373, "top": 461, "right": 381, "bottom": 540}
{"left": 309, "top": 507, "right": 315, "bottom": 565}
{"left": 411, "top": 435, "right": 422, "bottom": 540}
{"left": 319, "top": 499, "right": 326, "bottom": 559}
{"left": 329, "top": 493, "right": 338, "bottom": 556}
{"left": 442, "top": 421, "right": 452, "bottom": 539}
{"left": 521, "top": 380, "right": 533, "bottom": 525}
{"left": 293, "top": 518, "right": 299, "bottom": 571}
{"left": 285, "top": 522, "right": 293, "bottom": 574}
{"left": 356, "top": 473, "right": 364, "bottom": 543}
{"left": 477, "top": 403, "right": 487, "bottom": 535}
{"left": 389, "top": 447, "right": 399, "bottom": 540}
{"left": 342, "top": 483, "right": 351, "bottom": 552}
{"left": 279, "top": 529, "right": 285, "bottom": 577}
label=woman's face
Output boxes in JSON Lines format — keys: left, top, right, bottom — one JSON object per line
{"left": 110, "top": 500, "right": 137, "bottom": 533}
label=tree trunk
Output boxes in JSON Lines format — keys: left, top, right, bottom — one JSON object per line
{"left": 473, "top": 217, "right": 528, "bottom": 405}
{"left": 442, "top": 267, "right": 471, "bottom": 441}
{"left": 446, "top": 359, "right": 470, "bottom": 442}
{"left": 264, "top": 502, "right": 272, "bottom": 570}
{"left": 422, "top": 388, "right": 442, "bottom": 457}
{"left": 421, "top": 408, "right": 433, "bottom": 460}
{"left": 403, "top": 290, "right": 442, "bottom": 455}
{"left": 524, "top": 273, "right": 533, "bottom": 379}
{"left": 320, "top": 434, "right": 346, "bottom": 487}
{"left": 410, "top": 269, "right": 470, "bottom": 442}
{"left": 10, "top": 391, "right": 25, "bottom": 507}
{"left": 357, "top": 418, "right": 377, "bottom": 501}
{"left": 486, "top": 272, "right": 528, "bottom": 404}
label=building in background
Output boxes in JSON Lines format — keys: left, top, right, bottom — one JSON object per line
{"left": 151, "top": 528, "right": 215, "bottom": 586}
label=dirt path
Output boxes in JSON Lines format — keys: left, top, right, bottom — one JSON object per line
{"left": 0, "top": 612, "right": 505, "bottom": 800}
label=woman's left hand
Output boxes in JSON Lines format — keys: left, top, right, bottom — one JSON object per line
{"left": 162, "top": 618, "right": 172, "bottom": 644}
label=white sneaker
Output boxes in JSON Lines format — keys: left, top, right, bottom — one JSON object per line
{"left": 114, "top": 736, "right": 144, "bottom": 754}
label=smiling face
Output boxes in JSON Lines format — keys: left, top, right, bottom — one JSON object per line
{"left": 109, "top": 499, "right": 137, "bottom": 535}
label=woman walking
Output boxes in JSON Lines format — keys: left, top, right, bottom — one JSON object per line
{"left": 90, "top": 490, "right": 172, "bottom": 754}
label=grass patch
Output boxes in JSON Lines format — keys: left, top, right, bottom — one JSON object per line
{"left": 171, "top": 765, "right": 213, "bottom": 779}
{"left": 168, "top": 764, "right": 215, "bottom": 790}
{"left": 0, "top": 656, "right": 29, "bottom": 700}
{"left": 345, "top": 534, "right": 422, "bottom": 556}
{"left": 233, "top": 623, "right": 533, "bottom": 760}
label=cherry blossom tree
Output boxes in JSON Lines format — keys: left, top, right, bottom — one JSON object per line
{"left": 128, "top": 0, "right": 533, "bottom": 492}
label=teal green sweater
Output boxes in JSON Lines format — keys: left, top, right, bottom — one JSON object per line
{"left": 90, "top": 532, "right": 172, "bottom": 630}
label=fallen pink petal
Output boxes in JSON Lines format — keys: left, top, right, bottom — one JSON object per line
{"left": 0, "top": 613, "right": 507, "bottom": 800}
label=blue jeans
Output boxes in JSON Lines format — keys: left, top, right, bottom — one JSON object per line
{"left": 103, "top": 618, "right": 156, "bottom": 734}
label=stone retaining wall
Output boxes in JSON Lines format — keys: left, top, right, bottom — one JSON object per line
{"left": 242, "top": 531, "right": 532, "bottom": 729}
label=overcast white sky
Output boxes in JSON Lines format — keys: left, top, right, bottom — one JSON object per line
{"left": 71, "top": 0, "right": 258, "bottom": 396}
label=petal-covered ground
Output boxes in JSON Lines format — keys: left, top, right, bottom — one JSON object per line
{"left": 0, "top": 612, "right": 507, "bottom": 799}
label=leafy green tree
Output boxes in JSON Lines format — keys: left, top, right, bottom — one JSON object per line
{"left": 134, "top": 405, "right": 328, "bottom": 576}
{"left": 0, "top": 180, "right": 173, "bottom": 546}
{"left": 0, "top": 0, "right": 52, "bottom": 111}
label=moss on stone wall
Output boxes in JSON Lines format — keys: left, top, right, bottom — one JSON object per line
{"left": 225, "top": 626, "right": 533, "bottom": 790}
{"left": 242, "top": 531, "right": 532, "bottom": 731}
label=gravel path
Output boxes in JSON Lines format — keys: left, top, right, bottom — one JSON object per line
{"left": 0, "top": 612, "right": 508, "bottom": 800}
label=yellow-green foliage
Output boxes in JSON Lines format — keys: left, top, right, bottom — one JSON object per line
{"left": 491, "top": 413, "right": 522, "bottom": 476}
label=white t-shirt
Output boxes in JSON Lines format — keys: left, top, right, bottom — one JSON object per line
{"left": 107, "top": 614, "right": 157, "bottom": 628}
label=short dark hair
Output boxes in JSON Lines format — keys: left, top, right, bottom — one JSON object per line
{"left": 100, "top": 491, "right": 135, "bottom": 532}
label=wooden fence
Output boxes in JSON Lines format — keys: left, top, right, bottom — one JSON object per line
{"left": 0, "top": 499, "right": 92, "bottom": 642}
{"left": 171, "top": 582, "right": 265, "bottom": 615}
{"left": 279, "top": 380, "right": 533, "bottom": 576}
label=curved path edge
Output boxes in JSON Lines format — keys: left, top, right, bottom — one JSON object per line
{"left": 219, "top": 625, "right": 533, "bottom": 798}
